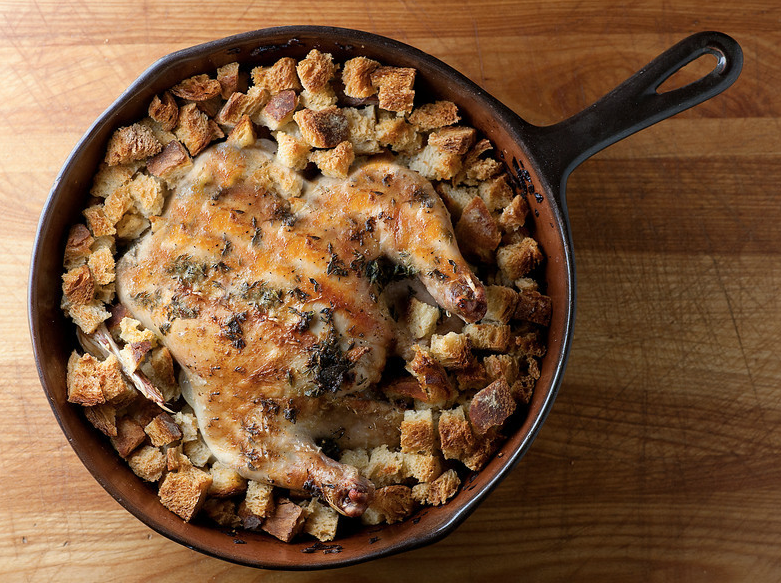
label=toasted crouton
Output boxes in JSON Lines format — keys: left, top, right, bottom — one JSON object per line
{"left": 226, "top": 115, "right": 257, "bottom": 148}
{"left": 293, "top": 107, "right": 349, "bottom": 148}
{"left": 498, "top": 194, "right": 530, "bottom": 232}
{"left": 275, "top": 130, "right": 312, "bottom": 170}
{"left": 303, "top": 498, "right": 340, "bottom": 542}
{"left": 375, "top": 111, "right": 422, "bottom": 153}
{"left": 84, "top": 404, "right": 117, "bottom": 437}
{"left": 339, "top": 448, "right": 370, "bottom": 475}
{"left": 158, "top": 464, "right": 213, "bottom": 522}
{"left": 409, "top": 144, "right": 463, "bottom": 181}
{"left": 496, "top": 237, "right": 544, "bottom": 280}
{"left": 203, "top": 498, "right": 242, "bottom": 528}
{"left": 173, "top": 411, "right": 198, "bottom": 442}
{"left": 171, "top": 73, "right": 221, "bottom": 101}
{"left": 412, "top": 468, "right": 461, "bottom": 506}
{"left": 244, "top": 480, "right": 275, "bottom": 518}
{"left": 216, "top": 86, "right": 268, "bottom": 127}
{"left": 428, "top": 126, "right": 476, "bottom": 155}
{"left": 174, "top": 103, "right": 219, "bottom": 156}
{"left": 257, "top": 89, "right": 298, "bottom": 130}
{"left": 296, "top": 49, "right": 336, "bottom": 92}
{"left": 365, "top": 445, "right": 405, "bottom": 487}
{"left": 479, "top": 174, "right": 515, "bottom": 211}
{"left": 468, "top": 378, "right": 516, "bottom": 435}
{"left": 208, "top": 461, "right": 248, "bottom": 498}
{"left": 483, "top": 354, "right": 520, "bottom": 386}
{"left": 454, "top": 196, "right": 501, "bottom": 262}
{"left": 66, "top": 352, "right": 105, "bottom": 406}
{"left": 342, "top": 106, "right": 380, "bottom": 154}
{"left": 406, "top": 298, "right": 440, "bottom": 339}
{"left": 90, "top": 162, "right": 139, "bottom": 199}
{"left": 251, "top": 57, "right": 301, "bottom": 93}
{"left": 127, "top": 173, "right": 165, "bottom": 218}
{"left": 127, "top": 445, "right": 166, "bottom": 482}
{"left": 146, "top": 140, "right": 192, "bottom": 179}
{"left": 82, "top": 205, "right": 115, "bottom": 237}
{"left": 104, "top": 123, "right": 162, "bottom": 166}
{"left": 405, "top": 345, "right": 456, "bottom": 406}
{"left": 370, "top": 66, "right": 416, "bottom": 113}
{"left": 262, "top": 497, "right": 306, "bottom": 542}
{"left": 112, "top": 209, "right": 148, "bottom": 241}
{"left": 87, "top": 246, "right": 115, "bottom": 286}
{"left": 216, "top": 61, "right": 240, "bottom": 99}
{"left": 183, "top": 434, "right": 212, "bottom": 467}
{"left": 308, "top": 141, "right": 354, "bottom": 178}
{"left": 67, "top": 352, "right": 130, "bottom": 406}
{"left": 484, "top": 285, "right": 518, "bottom": 324}
{"left": 63, "top": 224, "right": 94, "bottom": 269}
{"left": 438, "top": 406, "right": 475, "bottom": 462}
{"left": 62, "top": 264, "right": 95, "bottom": 306}
{"left": 361, "top": 485, "right": 416, "bottom": 525}
{"left": 148, "top": 91, "right": 179, "bottom": 131}
{"left": 64, "top": 300, "right": 111, "bottom": 334}
{"left": 434, "top": 183, "right": 477, "bottom": 222}
{"left": 110, "top": 416, "right": 147, "bottom": 458}
{"left": 463, "top": 323, "right": 512, "bottom": 352}
{"left": 101, "top": 184, "right": 134, "bottom": 226}
{"left": 144, "top": 413, "right": 183, "bottom": 447}
{"left": 119, "top": 317, "right": 156, "bottom": 346}
{"left": 408, "top": 100, "right": 460, "bottom": 131}
{"left": 514, "top": 289, "right": 553, "bottom": 326}
{"left": 401, "top": 409, "right": 437, "bottom": 455}
{"left": 342, "top": 57, "right": 380, "bottom": 98}
{"left": 402, "top": 453, "right": 442, "bottom": 483}
{"left": 454, "top": 359, "right": 489, "bottom": 391}
{"left": 429, "top": 332, "right": 472, "bottom": 370}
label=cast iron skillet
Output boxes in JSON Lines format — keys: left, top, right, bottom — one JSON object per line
{"left": 28, "top": 26, "right": 742, "bottom": 569}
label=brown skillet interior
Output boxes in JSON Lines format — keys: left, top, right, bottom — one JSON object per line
{"left": 29, "top": 27, "right": 571, "bottom": 569}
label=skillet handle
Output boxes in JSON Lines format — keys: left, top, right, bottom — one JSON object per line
{"left": 526, "top": 31, "right": 742, "bottom": 196}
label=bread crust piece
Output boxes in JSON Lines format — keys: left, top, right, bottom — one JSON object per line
{"left": 361, "top": 485, "right": 415, "bottom": 525}
{"left": 514, "top": 289, "right": 553, "bottom": 326}
{"left": 174, "top": 103, "right": 221, "bottom": 156}
{"left": 127, "top": 445, "right": 165, "bottom": 482}
{"left": 146, "top": 140, "right": 192, "bottom": 179}
{"left": 144, "top": 412, "right": 182, "bottom": 446}
{"left": 498, "top": 194, "right": 530, "bottom": 232}
{"left": 62, "top": 264, "right": 95, "bottom": 306}
{"left": 110, "top": 416, "right": 147, "bottom": 458}
{"left": 405, "top": 345, "right": 456, "bottom": 407}
{"left": 216, "top": 86, "right": 269, "bottom": 127}
{"left": 429, "top": 332, "right": 472, "bottom": 370}
{"left": 342, "top": 57, "right": 380, "bottom": 98}
{"left": 411, "top": 468, "right": 461, "bottom": 506}
{"left": 158, "top": 463, "right": 213, "bottom": 522}
{"left": 293, "top": 107, "right": 349, "bottom": 148}
{"left": 216, "top": 62, "right": 240, "bottom": 99}
{"left": 258, "top": 89, "right": 298, "bottom": 130}
{"left": 408, "top": 101, "right": 460, "bottom": 131}
{"left": 468, "top": 378, "right": 516, "bottom": 435}
{"left": 401, "top": 408, "right": 436, "bottom": 454}
{"left": 64, "top": 224, "right": 94, "bottom": 269}
{"left": 308, "top": 141, "right": 355, "bottom": 179}
{"left": 208, "top": 461, "right": 248, "bottom": 498}
{"left": 104, "top": 123, "right": 163, "bottom": 166}
{"left": 428, "top": 126, "right": 476, "bottom": 155}
{"left": 496, "top": 237, "right": 544, "bottom": 280}
{"left": 251, "top": 57, "right": 301, "bottom": 93}
{"left": 148, "top": 91, "right": 179, "bottom": 131}
{"left": 303, "top": 499, "right": 340, "bottom": 542}
{"left": 370, "top": 66, "right": 416, "bottom": 113}
{"left": 262, "top": 497, "right": 307, "bottom": 542}
{"left": 296, "top": 49, "right": 336, "bottom": 92}
{"left": 171, "top": 74, "right": 222, "bottom": 102}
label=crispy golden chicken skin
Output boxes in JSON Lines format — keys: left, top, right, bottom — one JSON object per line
{"left": 116, "top": 141, "right": 485, "bottom": 516}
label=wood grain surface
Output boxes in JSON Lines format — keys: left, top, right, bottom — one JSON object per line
{"left": 3, "top": 0, "right": 780, "bottom": 580}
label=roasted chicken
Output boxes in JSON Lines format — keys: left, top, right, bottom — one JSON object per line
{"left": 116, "top": 141, "right": 486, "bottom": 516}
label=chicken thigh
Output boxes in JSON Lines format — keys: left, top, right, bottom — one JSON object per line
{"left": 116, "top": 141, "right": 486, "bottom": 516}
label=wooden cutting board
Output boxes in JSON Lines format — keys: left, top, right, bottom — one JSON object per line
{"left": 3, "top": 0, "right": 781, "bottom": 580}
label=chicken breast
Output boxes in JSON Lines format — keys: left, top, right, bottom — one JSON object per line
{"left": 116, "top": 140, "right": 485, "bottom": 516}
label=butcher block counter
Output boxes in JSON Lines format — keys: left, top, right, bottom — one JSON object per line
{"left": 3, "top": 0, "right": 780, "bottom": 580}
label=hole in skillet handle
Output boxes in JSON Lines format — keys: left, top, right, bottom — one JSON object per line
{"left": 524, "top": 31, "right": 743, "bottom": 198}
